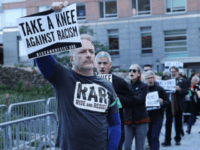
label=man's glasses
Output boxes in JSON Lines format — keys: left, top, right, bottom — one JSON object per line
{"left": 129, "top": 69, "right": 138, "bottom": 73}
{"left": 144, "top": 69, "right": 148, "bottom": 72}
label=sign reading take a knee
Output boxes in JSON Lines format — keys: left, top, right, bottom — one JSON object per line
{"left": 17, "top": 4, "right": 82, "bottom": 59}
{"left": 97, "top": 74, "right": 112, "bottom": 83}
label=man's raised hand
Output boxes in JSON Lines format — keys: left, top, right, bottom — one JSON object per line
{"left": 51, "top": 1, "right": 68, "bottom": 12}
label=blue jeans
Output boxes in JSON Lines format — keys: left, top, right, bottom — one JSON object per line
{"left": 124, "top": 123, "right": 148, "bottom": 150}
{"left": 188, "top": 114, "right": 195, "bottom": 128}
{"left": 147, "top": 119, "right": 163, "bottom": 150}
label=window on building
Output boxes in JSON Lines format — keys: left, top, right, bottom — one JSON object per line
{"left": 17, "top": 36, "right": 28, "bottom": 61}
{"left": 132, "top": 0, "right": 151, "bottom": 16}
{"left": 77, "top": 3, "right": 86, "bottom": 20}
{"left": 166, "top": 0, "right": 186, "bottom": 13}
{"left": 164, "top": 30, "right": 187, "bottom": 58}
{"left": 2, "top": 0, "right": 25, "bottom": 3}
{"left": 38, "top": 6, "right": 50, "bottom": 12}
{"left": 108, "top": 29, "right": 119, "bottom": 55}
{"left": 141, "top": 27, "right": 152, "bottom": 54}
{"left": 99, "top": 0, "right": 117, "bottom": 19}
{"left": 4, "top": 8, "right": 26, "bottom": 27}
{"left": 38, "top": 4, "right": 86, "bottom": 20}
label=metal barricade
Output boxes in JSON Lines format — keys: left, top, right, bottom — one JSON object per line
{"left": 0, "top": 113, "right": 58, "bottom": 150}
{"left": 8, "top": 99, "right": 46, "bottom": 121}
{"left": 46, "top": 97, "right": 57, "bottom": 116}
{"left": 0, "top": 105, "right": 7, "bottom": 123}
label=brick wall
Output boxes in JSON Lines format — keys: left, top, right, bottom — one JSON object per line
{"left": 187, "top": 0, "right": 200, "bottom": 12}
{"left": 152, "top": 0, "right": 165, "bottom": 15}
{"left": 118, "top": 0, "right": 131, "bottom": 18}
{"left": 86, "top": 1, "right": 99, "bottom": 20}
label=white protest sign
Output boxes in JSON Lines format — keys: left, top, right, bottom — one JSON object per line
{"left": 73, "top": 82, "right": 109, "bottom": 112}
{"left": 146, "top": 106, "right": 161, "bottom": 111}
{"left": 98, "top": 74, "right": 112, "bottom": 83}
{"left": 146, "top": 91, "right": 160, "bottom": 107}
{"left": 17, "top": 4, "right": 82, "bottom": 59}
{"left": 157, "top": 79, "right": 176, "bottom": 93}
{"left": 164, "top": 62, "right": 183, "bottom": 74}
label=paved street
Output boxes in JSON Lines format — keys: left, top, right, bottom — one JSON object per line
{"left": 131, "top": 115, "right": 200, "bottom": 150}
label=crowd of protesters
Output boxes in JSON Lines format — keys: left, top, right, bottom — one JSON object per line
{"left": 29, "top": 2, "right": 200, "bottom": 150}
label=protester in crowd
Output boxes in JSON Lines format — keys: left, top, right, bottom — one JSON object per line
{"left": 144, "top": 64, "right": 152, "bottom": 72}
{"left": 180, "top": 70, "right": 187, "bottom": 79}
{"left": 145, "top": 70, "right": 170, "bottom": 150}
{"left": 186, "top": 76, "right": 200, "bottom": 134}
{"left": 162, "top": 66, "right": 189, "bottom": 146}
{"left": 189, "top": 69, "right": 196, "bottom": 81}
{"left": 35, "top": 3, "right": 121, "bottom": 148}
{"left": 195, "top": 72, "right": 200, "bottom": 78}
{"left": 162, "top": 70, "right": 170, "bottom": 80}
{"left": 95, "top": 51, "right": 134, "bottom": 150}
{"left": 123, "top": 64, "right": 149, "bottom": 150}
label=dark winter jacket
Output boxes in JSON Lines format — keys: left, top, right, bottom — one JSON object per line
{"left": 123, "top": 80, "right": 149, "bottom": 124}
{"left": 148, "top": 84, "right": 170, "bottom": 121}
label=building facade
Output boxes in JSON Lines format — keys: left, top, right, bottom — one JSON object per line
{"left": 0, "top": 0, "right": 200, "bottom": 75}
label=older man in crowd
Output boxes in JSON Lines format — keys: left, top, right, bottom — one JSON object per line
{"left": 95, "top": 51, "right": 134, "bottom": 150}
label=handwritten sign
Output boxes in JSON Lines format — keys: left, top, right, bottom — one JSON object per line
{"left": 157, "top": 79, "right": 176, "bottom": 93}
{"left": 98, "top": 74, "right": 112, "bottom": 83}
{"left": 146, "top": 91, "right": 161, "bottom": 111}
{"left": 165, "top": 62, "right": 183, "bottom": 74}
{"left": 146, "top": 91, "right": 160, "bottom": 107}
{"left": 17, "top": 4, "right": 82, "bottom": 59}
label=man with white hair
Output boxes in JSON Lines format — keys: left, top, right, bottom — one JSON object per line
{"left": 145, "top": 70, "right": 169, "bottom": 150}
{"left": 34, "top": 2, "right": 121, "bottom": 149}
{"left": 95, "top": 51, "right": 134, "bottom": 150}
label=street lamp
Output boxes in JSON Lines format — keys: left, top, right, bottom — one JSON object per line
{"left": 156, "top": 60, "right": 160, "bottom": 73}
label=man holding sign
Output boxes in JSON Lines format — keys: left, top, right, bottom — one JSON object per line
{"left": 162, "top": 66, "right": 189, "bottom": 146}
{"left": 33, "top": 2, "right": 121, "bottom": 150}
{"left": 95, "top": 51, "right": 134, "bottom": 150}
{"left": 145, "top": 71, "right": 169, "bottom": 150}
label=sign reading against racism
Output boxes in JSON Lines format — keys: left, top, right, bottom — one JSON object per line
{"left": 157, "top": 79, "right": 176, "bottom": 93}
{"left": 97, "top": 74, "right": 112, "bottom": 83}
{"left": 146, "top": 91, "right": 161, "bottom": 111}
{"left": 73, "top": 82, "right": 109, "bottom": 112}
{"left": 164, "top": 62, "right": 183, "bottom": 74}
{"left": 17, "top": 4, "right": 82, "bottom": 59}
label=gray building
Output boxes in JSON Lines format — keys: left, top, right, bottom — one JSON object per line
{"left": 0, "top": 0, "right": 200, "bottom": 76}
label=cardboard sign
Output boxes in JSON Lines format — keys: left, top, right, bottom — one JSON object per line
{"left": 17, "top": 4, "right": 82, "bottom": 59}
{"left": 97, "top": 74, "right": 112, "bottom": 83}
{"left": 146, "top": 91, "right": 160, "bottom": 107}
{"left": 165, "top": 62, "right": 183, "bottom": 74}
{"left": 73, "top": 82, "right": 109, "bottom": 112}
{"left": 157, "top": 79, "right": 176, "bottom": 93}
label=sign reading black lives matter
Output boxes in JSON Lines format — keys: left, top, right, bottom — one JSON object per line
{"left": 17, "top": 4, "right": 82, "bottom": 59}
{"left": 97, "top": 74, "right": 112, "bottom": 83}
{"left": 146, "top": 91, "right": 161, "bottom": 111}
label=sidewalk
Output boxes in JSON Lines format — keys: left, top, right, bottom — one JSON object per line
{"left": 160, "top": 116, "right": 200, "bottom": 150}
{"left": 131, "top": 116, "right": 200, "bottom": 150}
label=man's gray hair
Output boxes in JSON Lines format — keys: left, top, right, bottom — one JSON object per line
{"left": 95, "top": 51, "right": 112, "bottom": 63}
{"left": 69, "top": 34, "right": 93, "bottom": 57}
{"left": 192, "top": 76, "right": 200, "bottom": 83}
{"left": 144, "top": 70, "right": 156, "bottom": 80}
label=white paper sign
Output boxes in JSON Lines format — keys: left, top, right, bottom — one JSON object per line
{"left": 98, "top": 74, "right": 112, "bottom": 83}
{"left": 157, "top": 79, "right": 176, "bottom": 93}
{"left": 73, "top": 82, "right": 109, "bottom": 112}
{"left": 165, "top": 62, "right": 183, "bottom": 74}
{"left": 17, "top": 4, "right": 82, "bottom": 59}
{"left": 146, "top": 106, "right": 161, "bottom": 111}
{"left": 146, "top": 91, "right": 160, "bottom": 107}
